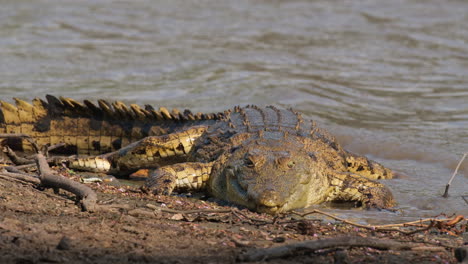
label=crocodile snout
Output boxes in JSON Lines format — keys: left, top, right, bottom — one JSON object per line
{"left": 247, "top": 188, "right": 287, "bottom": 214}
{"left": 255, "top": 189, "right": 281, "bottom": 208}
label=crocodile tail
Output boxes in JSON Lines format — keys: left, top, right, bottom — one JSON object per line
{"left": 0, "top": 95, "right": 221, "bottom": 155}
{"left": 0, "top": 97, "right": 49, "bottom": 152}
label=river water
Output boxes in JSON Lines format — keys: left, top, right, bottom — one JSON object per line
{"left": 1, "top": 0, "right": 467, "bottom": 223}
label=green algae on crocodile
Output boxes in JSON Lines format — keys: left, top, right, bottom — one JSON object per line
{"left": 0, "top": 96, "right": 396, "bottom": 214}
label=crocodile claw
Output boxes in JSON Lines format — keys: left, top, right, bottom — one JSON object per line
{"left": 141, "top": 168, "right": 177, "bottom": 196}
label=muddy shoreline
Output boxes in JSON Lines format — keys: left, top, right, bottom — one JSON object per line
{"left": 0, "top": 168, "right": 466, "bottom": 264}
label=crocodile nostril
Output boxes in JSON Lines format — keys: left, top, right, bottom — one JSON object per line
{"left": 256, "top": 189, "right": 280, "bottom": 207}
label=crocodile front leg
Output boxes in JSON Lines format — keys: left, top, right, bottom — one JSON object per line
{"left": 345, "top": 152, "right": 394, "bottom": 180}
{"left": 326, "top": 171, "right": 395, "bottom": 209}
{"left": 142, "top": 162, "right": 214, "bottom": 195}
{"left": 67, "top": 126, "right": 207, "bottom": 174}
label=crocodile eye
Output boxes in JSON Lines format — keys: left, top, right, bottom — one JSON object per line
{"left": 230, "top": 146, "right": 240, "bottom": 153}
{"left": 287, "top": 161, "right": 295, "bottom": 168}
{"left": 244, "top": 157, "right": 255, "bottom": 168}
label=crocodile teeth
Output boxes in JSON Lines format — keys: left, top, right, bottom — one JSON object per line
{"left": 225, "top": 168, "right": 235, "bottom": 179}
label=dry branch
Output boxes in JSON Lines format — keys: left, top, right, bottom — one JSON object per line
{"left": 2, "top": 146, "right": 33, "bottom": 165}
{"left": 1, "top": 133, "right": 99, "bottom": 212}
{"left": 0, "top": 170, "right": 40, "bottom": 184}
{"left": 290, "top": 210, "right": 465, "bottom": 235}
{"left": 443, "top": 152, "right": 467, "bottom": 198}
{"left": 35, "top": 152, "right": 97, "bottom": 211}
{"left": 157, "top": 207, "right": 232, "bottom": 215}
{"left": 237, "top": 236, "right": 445, "bottom": 262}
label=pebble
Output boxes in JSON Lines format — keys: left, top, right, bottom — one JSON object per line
{"left": 56, "top": 236, "right": 72, "bottom": 250}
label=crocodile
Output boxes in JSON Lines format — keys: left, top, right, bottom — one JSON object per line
{"left": 0, "top": 95, "right": 396, "bottom": 214}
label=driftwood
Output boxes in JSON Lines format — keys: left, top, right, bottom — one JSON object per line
{"left": 0, "top": 134, "right": 98, "bottom": 212}
{"left": 34, "top": 152, "right": 97, "bottom": 211}
{"left": 237, "top": 236, "right": 446, "bottom": 262}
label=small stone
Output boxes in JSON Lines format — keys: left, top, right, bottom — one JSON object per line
{"left": 334, "top": 249, "right": 349, "bottom": 264}
{"left": 455, "top": 246, "right": 468, "bottom": 264}
{"left": 297, "top": 220, "right": 316, "bottom": 235}
{"left": 56, "top": 236, "right": 72, "bottom": 250}
{"left": 171, "top": 213, "right": 184, "bottom": 221}
{"left": 272, "top": 237, "right": 285, "bottom": 243}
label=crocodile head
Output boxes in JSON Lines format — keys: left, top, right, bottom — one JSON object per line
{"left": 210, "top": 133, "right": 330, "bottom": 214}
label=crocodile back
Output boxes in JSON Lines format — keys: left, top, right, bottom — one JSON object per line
{"left": 191, "top": 105, "right": 344, "bottom": 165}
{"left": 227, "top": 105, "right": 310, "bottom": 134}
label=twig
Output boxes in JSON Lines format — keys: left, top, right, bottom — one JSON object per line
{"left": 5, "top": 164, "right": 37, "bottom": 171}
{"left": 3, "top": 166, "right": 23, "bottom": 173}
{"left": 371, "top": 215, "right": 464, "bottom": 228}
{"left": 0, "top": 174, "right": 37, "bottom": 186}
{"left": 231, "top": 236, "right": 252, "bottom": 247}
{"left": 4, "top": 158, "right": 62, "bottom": 174}
{"left": 2, "top": 146, "right": 33, "bottom": 165}
{"left": 231, "top": 209, "right": 272, "bottom": 225}
{"left": 144, "top": 204, "right": 271, "bottom": 222}
{"left": 127, "top": 208, "right": 160, "bottom": 218}
{"left": 237, "top": 236, "right": 444, "bottom": 262}
{"left": 143, "top": 204, "right": 275, "bottom": 224}
{"left": 144, "top": 203, "right": 231, "bottom": 214}
{"left": 290, "top": 210, "right": 463, "bottom": 235}
{"left": 158, "top": 207, "right": 232, "bottom": 215}
{"left": 0, "top": 170, "right": 40, "bottom": 184}
{"left": 443, "top": 152, "right": 467, "bottom": 198}
{"left": 291, "top": 210, "right": 408, "bottom": 232}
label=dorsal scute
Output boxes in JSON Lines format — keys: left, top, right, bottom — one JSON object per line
{"left": 183, "top": 109, "right": 195, "bottom": 121}
{"left": 130, "top": 104, "right": 150, "bottom": 121}
{"left": 83, "top": 100, "right": 104, "bottom": 118}
{"left": 0, "top": 100, "right": 20, "bottom": 124}
{"left": 14, "top": 98, "right": 35, "bottom": 123}
{"left": 97, "top": 99, "right": 114, "bottom": 117}
{"left": 1, "top": 95, "right": 226, "bottom": 127}
{"left": 112, "top": 101, "right": 134, "bottom": 119}
{"left": 59, "top": 96, "right": 90, "bottom": 117}
{"left": 171, "top": 108, "right": 181, "bottom": 121}
{"left": 32, "top": 98, "right": 48, "bottom": 120}
{"left": 45, "top": 94, "right": 66, "bottom": 117}
{"left": 158, "top": 107, "right": 172, "bottom": 120}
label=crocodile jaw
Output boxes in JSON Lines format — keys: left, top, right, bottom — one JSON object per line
{"left": 221, "top": 164, "right": 329, "bottom": 214}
